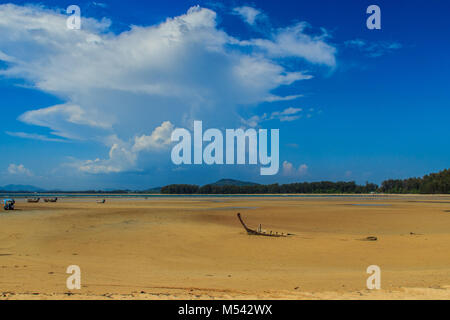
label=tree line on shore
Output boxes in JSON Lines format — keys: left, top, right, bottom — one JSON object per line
{"left": 161, "top": 182, "right": 377, "bottom": 194}
{"left": 380, "top": 168, "right": 450, "bottom": 194}
{"left": 161, "top": 168, "right": 450, "bottom": 194}
{"left": 3, "top": 169, "right": 448, "bottom": 195}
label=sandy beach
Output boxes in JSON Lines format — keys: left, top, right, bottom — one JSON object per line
{"left": 1, "top": 195, "right": 449, "bottom": 300}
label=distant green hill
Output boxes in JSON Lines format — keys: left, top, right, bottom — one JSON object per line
{"left": 209, "top": 179, "right": 259, "bottom": 187}
{"left": 0, "top": 184, "right": 46, "bottom": 192}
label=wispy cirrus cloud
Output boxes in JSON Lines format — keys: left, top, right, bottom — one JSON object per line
{"left": 262, "top": 94, "right": 304, "bottom": 103}
{"left": 6, "top": 131, "right": 67, "bottom": 142}
{"left": 18, "top": 103, "right": 112, "bottom": 140}
{"left": 240, "top": 22, "right": 337, "bottom": 67}
{"left": 233, "top": 6, "right": 263, "bottom": 25}
{"left": 344, "top": 39, "right": 402, "bottom": 57}
{"left": 92, "top": 2, "right": 108, "bottom": 8}
{"left": 242, "top": 107, "right": 320, "bottom": 127}
{"left": 242, "top": 107, "right": 303, "bottom": 127}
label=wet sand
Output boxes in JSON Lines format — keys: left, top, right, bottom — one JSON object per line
{"left": 0, "top": 195, "right": 449, "bottom": 300}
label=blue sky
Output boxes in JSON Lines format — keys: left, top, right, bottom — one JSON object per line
{"left": 0, "top": 0, "right": 449, "bottom": 190}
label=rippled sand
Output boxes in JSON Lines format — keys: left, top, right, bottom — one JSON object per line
{"left": 1, "top": 195, "right": 449, "bottom": 300}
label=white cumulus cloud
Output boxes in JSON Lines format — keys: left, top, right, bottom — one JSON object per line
{"left": 8, "top": 164, "right": 32, "bottom": 176}
{"left": 132, "top": 121, "right": 174, "bottom": 152}
{"left": 77, "top": 121, "right": 174, "bottom": 174}
{"left": 282, "top": 161, "right": 308, "bottom": 177}
{"left": 0, "top": 4, "right": 337, "bottom": 173}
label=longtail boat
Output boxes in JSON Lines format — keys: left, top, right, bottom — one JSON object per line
{"left": 237, "top": 213, "right": 293, "bottom": 237}
{"left": 27, "top": 198, "right": 40, "bottom": 203}
{"left": 44, "top": 198, "right": 58, "bottom": 203}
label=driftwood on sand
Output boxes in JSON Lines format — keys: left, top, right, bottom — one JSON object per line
{"left": 237, "top": 213, "right": 293, "bottom": 237}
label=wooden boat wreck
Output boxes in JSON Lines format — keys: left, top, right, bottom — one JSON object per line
{"left": 27, "top": 198, "right": 40, "bottom": 203}
{"left": 44, "top": 198, "right": 58, "bottom": 203}
{"left": 237, "top": 213, "right": 293, "bottom": 237}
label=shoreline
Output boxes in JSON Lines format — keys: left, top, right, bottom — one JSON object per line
{"left": 3, "top": 193, "right": 450, "bottom": 198}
